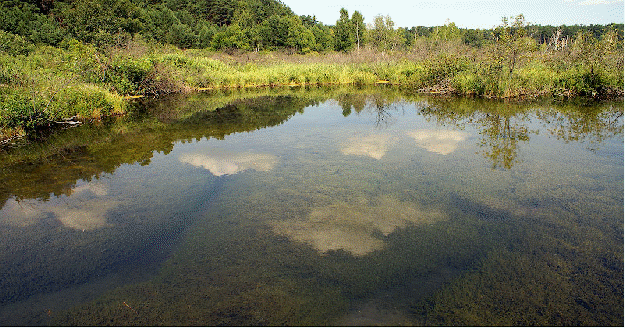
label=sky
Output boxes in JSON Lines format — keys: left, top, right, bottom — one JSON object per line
{"left": 280, "top": 0, "right": 624, "bottom": 28}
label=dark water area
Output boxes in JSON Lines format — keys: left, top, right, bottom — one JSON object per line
{"left": 0, "top": 86, "right": 623, "bottom": 326}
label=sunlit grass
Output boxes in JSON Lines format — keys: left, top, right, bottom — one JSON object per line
{"left": 1, "top": 36, "right": 622, "bottom": 137}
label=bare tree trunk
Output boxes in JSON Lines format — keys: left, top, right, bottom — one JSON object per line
{"left": 355, "top": 24, "right": 360, "bottom": 51}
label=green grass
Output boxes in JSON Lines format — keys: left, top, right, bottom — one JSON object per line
{"left": 1, "top": 35, "right": 622, "bottom": 140}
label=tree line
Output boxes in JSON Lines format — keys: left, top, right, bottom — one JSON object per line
{"left": 1, "top": 0, "right": 623, "bottom": 53}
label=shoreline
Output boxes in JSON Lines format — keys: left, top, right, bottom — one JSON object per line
{"left": 1, "top": 45, "right": 623, "bottom": 142}
{"left": 2, "top": 82, "right": 622, "bottom": 145}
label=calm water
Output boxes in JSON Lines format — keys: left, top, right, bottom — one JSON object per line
{"left": 0, "top": 87, "right": 623, "bottom": 326}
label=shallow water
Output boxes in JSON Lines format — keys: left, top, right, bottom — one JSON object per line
{"left": 0, "top": 87, "right": 623, "bottom": 326}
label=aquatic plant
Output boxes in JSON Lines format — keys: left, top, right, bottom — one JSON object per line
{"left": 2, "top": 89, "right": 621, "bottom": 326}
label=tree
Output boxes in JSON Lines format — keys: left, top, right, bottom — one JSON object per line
{"left": 368, "top": 14, "right": 404, "bottom": 51}
{"left": 333, "top": 8, "right": 354, "bottom": 52}
{"left": 310, "top": 23, "right": 333, "bottom": 52}
{"left": 571, "top": 27, "right": 621, "bottom": 76}
{"left": 462, "top": 28, "right": 487, "bottom": 48}
{"left": 493, "top": 14, "right": 536, "bottom": 75}
{"left": 211, "top": 23, "right": 249, "bottom": 50}
{"left": 260, "top": 15, "right": 313, "bottom": 52}
{"left": 197, "top": 22, "right": 217, "bottom": 48}
{"left": 53, "top": 0, "right": 142, "bottom": 46}
{"left": 286, "top": 16, "right": 315, "bottom": 52}
{"left": 351, "top": 10, "right": 365, "bottom": 50}
{"left": 433, "top": 20, "right": 461, "bottom": 41}
{"left": 568, "top": 27, "right": 623, "bottom": 96}
{"left": 0, "top": 0, "right": 64, "bottom": 45}
{"left": 204, "top": 0, "right": 235, "bottom": 26}
{"left": 167, "top": 23, "right": 197, "bottom": 48}
{"left": 232, "top": 0, "right": 254, "bottom": 29}
{"left": 300, "top": 15, "right": 317, "bottom": 27}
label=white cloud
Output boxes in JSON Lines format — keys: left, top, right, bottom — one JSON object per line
{"left": 340, "top": 134, "right": 395, "bottom": 160}
{"left": 407, "top": 129, "right": 469, "bottom": 155}
{"left": 0, "top": 198, "right": 43, "bottom": 227}
{"left": 179, "top": 149, "right": 277, "bottom": 176}
{"left": 0, "top": 182, "right": 116, "bottom": 230}
{"left": 270, "top": 196, "right": 446, "bottom": 256}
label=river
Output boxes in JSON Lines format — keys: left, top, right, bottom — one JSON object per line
{"left": 0, "top": 86, "right": 622, "bottom": 326}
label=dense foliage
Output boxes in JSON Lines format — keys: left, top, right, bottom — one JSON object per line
{"left": 1, "top": 0, "right": 622, "bottom": 52}
{"left": 0, "top": 0, "right": 328, "bottom": 51}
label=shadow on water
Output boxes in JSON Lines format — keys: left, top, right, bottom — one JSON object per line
{"left": 0, "top": 217, "right": 191, "bottom": 325}
{"left": 0, "top": 89, "right": 316, "bottom": 325}
{"left": 0, "top": 85, "right": 622, "bottom": 326}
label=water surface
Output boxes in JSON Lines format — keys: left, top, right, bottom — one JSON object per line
{"left": 0, "top": 87, "right": 622, "bottom": 326}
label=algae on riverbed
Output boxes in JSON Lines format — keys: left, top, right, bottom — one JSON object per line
{"left": 1, "top": 88, "right": 622, "bottom": 326}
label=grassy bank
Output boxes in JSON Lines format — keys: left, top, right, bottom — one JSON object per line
{"left": 1, "top": 34, "right": 623, "bottom": 141}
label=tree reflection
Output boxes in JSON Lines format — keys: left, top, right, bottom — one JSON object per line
{"left": 0, "top": 93, "right": 315, "bottom": 208}
{"left": 419, "top": 98, "right": 622, "bottom": 169}
{"left": 335, "top": 91, "right": 402, "bottom": 128}
{"left": 373, "top": 102, "right": 394, "bottom": 128}
{"left": 2, "top": 88, "right": 621, "bottom": 207}
{"left": 535, "top": 104, "right": 623, "bottom": 150}
{"left": 477, "top": 114, "right": 530, "bottom": 169}
{"left": 336, "top": 93, "right": 367, "bottom": 117}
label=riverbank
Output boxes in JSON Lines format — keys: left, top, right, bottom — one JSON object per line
{"left": 1, "top": 36, "right": 623, "bottom": 141}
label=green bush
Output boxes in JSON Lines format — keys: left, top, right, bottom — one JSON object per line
{"left": 0, "top": 83, "right": 125, "bottom": 131}
{"left": 0, "top": 30, "right": 35, "bottom": 56}
{"left": 51, "top": 84, "right": 126, "bottom": 118}
{"left": 452, "top": 71, "right": 486, "bottom": 95}
{"left": 422, "top": 55, "right": 467, "bottom": 87}
{"left": 351, "top": 70, "right": 377, "bottom": 86}
{"left": 560, "top": 68, "right": 607, "bottom": 97}
{"left": 515, "top": 62, "right": 557, "bottom": 94}
{"left": 0, "top": 54, "right": 26, "bottom": 85}
{"left": 0, "top": 93, "right": 50, "bottom": 131}
{"left": 108, "top": 55, "right": 154, "bottom": 95}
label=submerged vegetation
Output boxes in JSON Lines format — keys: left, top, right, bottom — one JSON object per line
{"left": 0, "top": 0, "right": 623, "bottom": 140}
{"left": 1, "top": 88, "right": 621, "bottom": 325}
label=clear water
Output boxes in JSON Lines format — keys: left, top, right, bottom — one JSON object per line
{"left": 0, "top": 87, "right": 622, "bottom": 326}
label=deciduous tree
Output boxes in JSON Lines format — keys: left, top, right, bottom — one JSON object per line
{"left": 351, "top": 11, "right": 365, "bottom": 50}
{"left": 334, "top": 8, "right": 354, "bottom": 52}
{"left": 368, "top": 14, "right": 404, "bottom": 51}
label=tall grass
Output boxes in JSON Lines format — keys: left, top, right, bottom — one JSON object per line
{"left": 1, "top": 34, "right": 622, "bottom": 140}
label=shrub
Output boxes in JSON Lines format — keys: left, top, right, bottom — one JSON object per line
{"left": 452, "top": 71, "right": 486, "bottom": 95}
{"left": 560, "top": 68, "right": 607, "bottom": 97}
{"left": 0, "top": 93, "right": 50, "bottom": 131}
{"left": 0, "top": 83, "right": 125, "bottom": 131}
{"left": 352, "top": 70, "right": 377, "bottom": 86}
{"left": 51, "top": 84, "right": 126, "bottom": 119}
{"left": 0, "top": 54, "right": 27, "bottom": 85}
{"left": 422, "top": 55, "right": 467, "bottom": 87}
{"left": 108, "top": 55, "right": 154, "bottom": 95}
{"left": 0, "top": 30, "right": 35, "bottom": 56}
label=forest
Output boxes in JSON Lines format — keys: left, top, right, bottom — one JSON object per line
{"left": 1, "top": 0, "right": 623, "bottom": 139}
{"left": 2, "top": 0, "right": 623, "bottom": 52}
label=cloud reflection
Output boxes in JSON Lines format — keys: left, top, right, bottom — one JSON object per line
{"left": 179, "top": 150, "right": 277, "bottom": 176}
{"left": 0, "top": 182, "right": 116, "bottom": 230}
{"left": 407, "top": 129, "right": 469, "bottom": 155}
{"left": 271, "top": 196, "right": 446, "bottom": 256}
{"left": 340, "top": 134, "right": 394, "bottom": 160}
